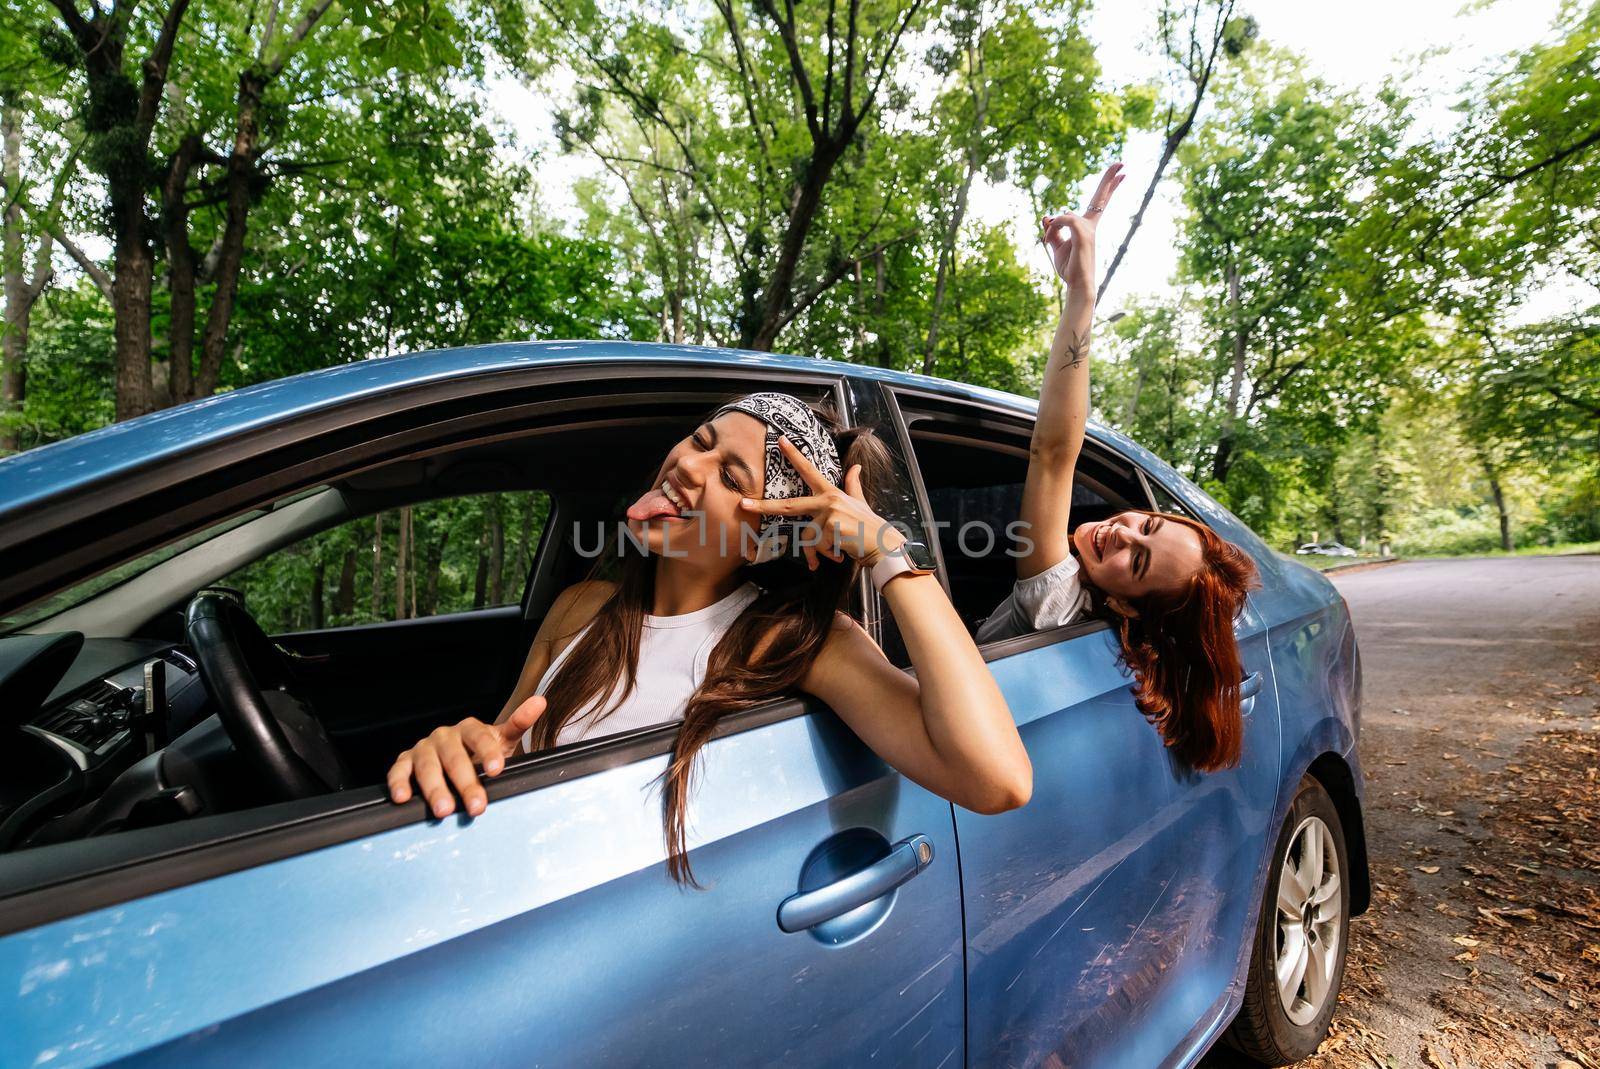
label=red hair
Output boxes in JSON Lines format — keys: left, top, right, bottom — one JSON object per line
{"left": 1109, "top": 512, "right": 1260, "bottom": 772}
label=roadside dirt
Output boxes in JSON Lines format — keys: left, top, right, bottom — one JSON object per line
{"left": 1212, "top": 556, "right": 1600, "bottom": 1069}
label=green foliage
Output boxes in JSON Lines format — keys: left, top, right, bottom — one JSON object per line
{"left": 227, "top": 491, "right": 550, "bottom": 634}
{"left": 6, "top": 0, "right": 1595, "bottom": 566}
{"left": 1391, "top": 507, "right": 1508, "bottom": 557}
{"left": 530, "top": 0, "right": 1119, "bottom": 383}
{"left": 6, "top": 281, "right": 114, "bottom": 448}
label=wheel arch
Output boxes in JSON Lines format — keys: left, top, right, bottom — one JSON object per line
{"left": 1305, "top": 751, "right": 1371, "bottom": 916}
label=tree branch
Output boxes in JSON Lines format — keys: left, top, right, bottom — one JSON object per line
{"left": 50, "top": 226, "right": 113, "bottom": 300}
{"left": 756, "top": 0, "right": 821, "bottom": 140}
{"left": 262, "top": 0, "right": 337, "bottom": 78}
{"left": 856, "top": 0, "right": 923, "bottom": 128}
{"left": 135, "top": 0, "right": 193, "bottom": 139}
{"left": 773, "top": 230, "right": 917, "bottom": 335}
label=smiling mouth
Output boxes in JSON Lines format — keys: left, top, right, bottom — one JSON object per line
{"left": 661, "top": 479, "right": 688, "bottom": 511}
{"left": 1093, "top": 522, "right": 1109, "bottom": 559}
{"left": 626, "top": 474, "right": 691, "bottom": 523}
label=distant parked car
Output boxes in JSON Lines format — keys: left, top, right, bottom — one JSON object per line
{"left": 1297, "top": 541, "right": 1359, "bottom": 557}
{"left": 0, "top": 341, "right": 1368, "bottom": 1068}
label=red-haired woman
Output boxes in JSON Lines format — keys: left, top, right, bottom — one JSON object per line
{"left": 978, "top": 163, "right": 1260, "bottom": 771}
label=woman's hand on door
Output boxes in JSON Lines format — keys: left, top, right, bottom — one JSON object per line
{"left": 386, "top": 695, "right": 547, "bottom": 817}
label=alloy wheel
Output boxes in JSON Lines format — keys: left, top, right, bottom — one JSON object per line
{"left": 1274, "top": 814, "right": 1343, "bottom": 1026}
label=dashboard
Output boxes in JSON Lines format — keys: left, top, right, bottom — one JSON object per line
{"left": 26, "top": 647, "right": 205, "bottom": 770}
{"left": 0, "top": 635, "right": 233, "bottom": 852}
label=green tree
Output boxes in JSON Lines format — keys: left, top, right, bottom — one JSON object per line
{"left": 26, "top": 0, "right": 480, "bottom": 419}
{"left": 1176, "top": 50, "right": 1413, "bottom": 488}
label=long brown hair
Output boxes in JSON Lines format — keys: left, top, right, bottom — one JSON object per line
{"left": 1106, "top": 511, "right": 1260, "bottom": 772}
{"left": 528, "top": 400, "right": 895, "bottom": 885}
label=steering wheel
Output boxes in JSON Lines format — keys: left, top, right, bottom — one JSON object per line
{"left": 185, "top": 590, "right": 353, "bottom": 801}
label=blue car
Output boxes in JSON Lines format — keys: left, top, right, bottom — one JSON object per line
{"left": 0, "top": 342, "right": 1368, "bottom": 1068}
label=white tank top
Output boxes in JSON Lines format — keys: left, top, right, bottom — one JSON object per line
{"left": 521, "top": 581, "right": 762, "bottom": 754}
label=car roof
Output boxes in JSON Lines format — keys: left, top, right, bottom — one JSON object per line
{"left": 0, "top": 341, "right": 1102, "bottom": 515}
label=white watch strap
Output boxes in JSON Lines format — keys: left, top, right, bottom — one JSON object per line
{"left": 870, "top": 550, "right": 914, "bottom": 592}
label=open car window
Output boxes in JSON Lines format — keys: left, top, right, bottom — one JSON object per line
{"left": 221, "top": 491, "right": 550, "bottom": 635}
{"left": 892, "top": 393, "right": 1151, "bottom": 643}
{"left": 0, "top": 488, "right": 329, "bottom": 637}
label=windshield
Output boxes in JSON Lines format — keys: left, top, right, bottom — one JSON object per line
{"left": 0, "top": 488, "right": 325, "bottom": 636}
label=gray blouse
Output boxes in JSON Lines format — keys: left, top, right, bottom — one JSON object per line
{"left": 975, "top": 553, "right": 1094, "bottom": 645}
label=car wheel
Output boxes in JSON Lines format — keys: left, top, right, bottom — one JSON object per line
{"left": 1223, "top": 775, "right": 1351, "bottom": 1065}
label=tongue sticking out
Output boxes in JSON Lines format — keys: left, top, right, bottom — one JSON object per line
{"left": 627, "top": 486, "right": 682, "bottom": 522}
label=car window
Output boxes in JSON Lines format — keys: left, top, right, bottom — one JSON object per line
{"left": 222, "top": 490, "right": 550, "bottom": 634}
{"left": 0, "top": 489, "right": 327, "bottom": 636}
{"left": 897, "top": 403, "right": 1146, "bottom": 640}
{"left": 1146, "top": 476, "right": 1192, "bottom": 518}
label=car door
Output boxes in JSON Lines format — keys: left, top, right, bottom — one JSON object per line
{"left": 890, "top": 389, "right": 1286, "bottom": 1067}
{"left": 0, "top": 696, "right": 965, "bottom": 1068}
{"left": 887, "top": 391, "right": 1193, "bottom": 1067}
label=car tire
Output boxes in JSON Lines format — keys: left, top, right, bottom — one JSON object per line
{"left": 1223, "top": 775, "right": 1351, "bottom": 1065}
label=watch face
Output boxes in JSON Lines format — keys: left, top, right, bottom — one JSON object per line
{"left": 899, "top": 539, "right": 937, "bottom": 571}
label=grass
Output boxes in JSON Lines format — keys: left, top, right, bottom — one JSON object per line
{"left": 1397, "top": 540, "right": 1600, "bottom": 560}
{"left": 1284, "top": 540, "right": 1600, "bottom": 570}
{"left": 1293, "top": 554, "right": 1388, "bottom": 571}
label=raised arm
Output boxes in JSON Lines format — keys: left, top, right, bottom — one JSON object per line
{"left": 1017, "top": 163, "right": 1125, "bottom": 579}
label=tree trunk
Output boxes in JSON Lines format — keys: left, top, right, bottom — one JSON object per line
{"left": 111, "top": 235, "right": 156, "bottom": 420}
{"left": 161, "top": 133, "right": 203, "bottom": 406}
{"left": 1482, "top": 460, "right": 1512, "bottom": 552}
{"left": 924, "top": 41, "right": 986, "bottom": 375}
{"left": 516, "top": 500, "right": 535, "bottom": 588}
{"left": 333, "top": 548, "right": 356, "bottom": 617}
{"left": 195, "top": 71, "right": 266, "bottom": 399}
{"left": 2, "top": 105, "right": 30, "bottom": 452}
{"left": 1122, "top": 359, "right": 1148, "bottom": 429}
{"left": 872, "top": 248, "right": 892, "bottom": 368}
{"left": 420, "top": 529, "right": 448, "bottom": 617}
{"left": 310, "top": 560, "right": 326, "bottom": 630}
{"left": 408, "top": 509, "right": 418, "bottom": 618}
{"left": 394, "top": 505, "right": 411, "bottom": 620}
{"left": 745, "top": 138, "right": 850, "bottom": 350}
{"left": 923, "top": 163, "right": 975, "bottom": 375}
{"left": 371, "top": 512, "right": 385, "bottom": 617}
{"left": 1213, "top": 258, "right": 1248, "bottom": 484}
{"left": 472, "top": 527, "right": 489, "bottom": 610}
{"left": 51, "top": 0, "right": 193, "bottom": 422}
{"left": 487, "top": 504, "right": 505, "bottom": 605}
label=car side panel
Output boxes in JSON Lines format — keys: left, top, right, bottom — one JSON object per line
{"left": 0, "top": 712, "right": 965, "bottom": 1068}
{"left": 961, "top": 630, "right": 1208, "bottom": 1068}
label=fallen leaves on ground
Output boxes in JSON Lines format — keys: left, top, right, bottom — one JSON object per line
{"left": 1300, "top": 657, "right": 1597, "bottom": 1069}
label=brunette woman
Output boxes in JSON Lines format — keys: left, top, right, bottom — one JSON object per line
{"left": 980, "top": 162, "right": 1260, "bottom": 771}
{"left": 386, "top": 393, "right": 1032, "bottom": 881}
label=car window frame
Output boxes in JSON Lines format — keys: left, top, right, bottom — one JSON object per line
{"left": 0, "top": 362, "right": 860, "bottom": 935}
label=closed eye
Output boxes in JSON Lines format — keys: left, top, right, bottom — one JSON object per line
{"left": 1136, "top": 516, "right": 1161, "bottom": 580}
{"left": 693, "top": 429, "right": 748, "bottom": 495}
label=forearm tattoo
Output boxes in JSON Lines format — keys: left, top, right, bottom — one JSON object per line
{"left": 1062, "top": 326, "right": 1091, "bottom": 370}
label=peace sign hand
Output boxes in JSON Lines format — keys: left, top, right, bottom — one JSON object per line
{"left": 1041, "top": 161, "right": 1126, "bottom": 291}
{"left": 739, "top": 435, "right": 906, "bottom": 571}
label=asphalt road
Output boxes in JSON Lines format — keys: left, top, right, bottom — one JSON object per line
{"left": 1206, "top": 555, "right": 1600, "bottom": 1068}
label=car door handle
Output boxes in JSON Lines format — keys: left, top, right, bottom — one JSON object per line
{"left": 1241, "top": 671, "right": 1264, "bottom": 700}
{"left": 777, "top": 835, "right": 935, "bottom": 934}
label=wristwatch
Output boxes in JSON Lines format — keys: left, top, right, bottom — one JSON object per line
{"left": 869, "top": 539, "right": 936, "bottom": 592}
